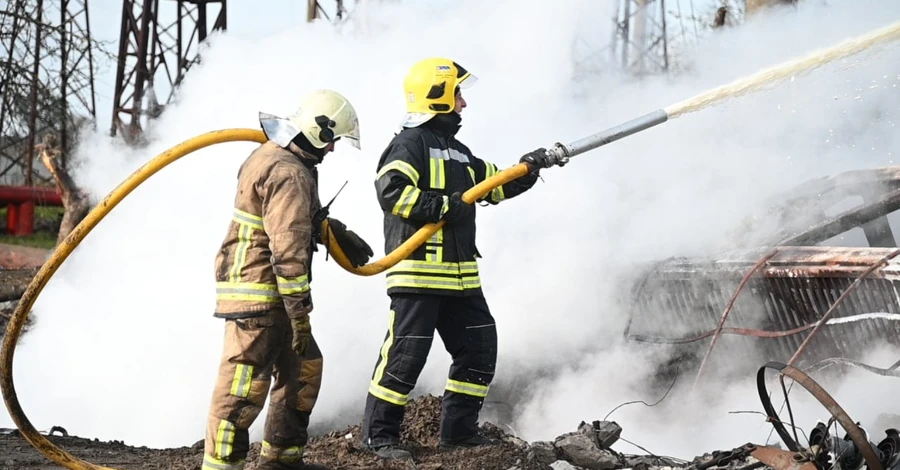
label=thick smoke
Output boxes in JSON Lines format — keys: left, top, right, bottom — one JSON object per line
{"left": 2, "top": 0, "right": 900, "bottom": 460}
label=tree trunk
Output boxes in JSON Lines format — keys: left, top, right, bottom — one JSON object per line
{"left": 37, "top": 133, "right": 91, "bottom": 245}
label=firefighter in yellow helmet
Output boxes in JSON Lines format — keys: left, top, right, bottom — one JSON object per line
{"left": 201, "top": 89, "right": 374, "bottom": 470}
{"left": 360, "top": 58, "right": 560, "bottom": 460}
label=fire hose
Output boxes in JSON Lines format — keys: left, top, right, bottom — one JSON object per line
{"left": 3, "top": 17, "right": 900, "bottom": 470}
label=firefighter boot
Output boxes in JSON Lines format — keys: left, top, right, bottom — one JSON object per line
{"left": 440, "top": 434, "right": 497, "bottom": 451}
{"left": 255, "top": 457, "right": 331, "bottom": 470}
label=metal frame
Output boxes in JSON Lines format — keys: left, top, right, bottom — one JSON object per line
{"left": 0, "top": 0, "right": 97, "bottom": 185}
{"left": 110, "top": 0, "right": 226, "bottom": 145}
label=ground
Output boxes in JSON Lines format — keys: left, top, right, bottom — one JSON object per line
{"left": 0, "top": 396, "right": 572, "bottom": 470}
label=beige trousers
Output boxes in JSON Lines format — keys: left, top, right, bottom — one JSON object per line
{"left": 201, "top": 308, "right": 323, "bottom": 470}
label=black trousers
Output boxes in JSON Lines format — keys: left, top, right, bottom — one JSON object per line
{"left": 361, "top": 293, "right": 498, "bottom": 447}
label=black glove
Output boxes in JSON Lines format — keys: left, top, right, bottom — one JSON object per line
{"left": 326, "top": 217, "right": 373, "bottom": 268}
{"left": 442, "top": 192, "right": 475, "bottom": 225}
{"left": 519, "top": 147, "right": 551, "bottom": 169}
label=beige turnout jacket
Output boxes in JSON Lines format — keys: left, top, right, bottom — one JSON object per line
{"left": 213, "top": 140, "right": 322, "bottom": 320}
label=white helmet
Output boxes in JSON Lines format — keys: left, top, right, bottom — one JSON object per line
{"left": 259, "top": 89, "right": 361, "bottom": 150}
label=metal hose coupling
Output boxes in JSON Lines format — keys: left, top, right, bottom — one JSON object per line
{"left": 546, "top": 142, "right": 570, "bottom": 167}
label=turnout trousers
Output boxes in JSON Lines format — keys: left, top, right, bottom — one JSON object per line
{"left": 361, "top": 293, "right": 498, "bottom": 447}
{"left": 202, "top": 308, "right": 324, "bottom": 470}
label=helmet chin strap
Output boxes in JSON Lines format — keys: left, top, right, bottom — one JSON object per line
{"left": 292, "top": 132, "right": 327, "bottom": 163}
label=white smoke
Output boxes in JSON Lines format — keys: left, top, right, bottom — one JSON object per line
{"left": 2, "top": 0, "right": 900, "bottom": 461}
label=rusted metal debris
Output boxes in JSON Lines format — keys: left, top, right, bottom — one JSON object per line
{"left": 626, "top": 165, "right": 900, "bottom": 378}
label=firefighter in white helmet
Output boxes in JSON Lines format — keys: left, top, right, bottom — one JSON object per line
{"left": 201, "top": 89, "right": 373, "bottom": 470}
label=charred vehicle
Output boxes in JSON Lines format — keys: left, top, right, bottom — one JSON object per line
{"left": 625, "top": 166, "right": 900, "bottom": 379}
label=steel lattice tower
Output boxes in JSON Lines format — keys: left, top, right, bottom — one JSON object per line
{"left": 307, "top": 0, "right": 366, "bottom": 24}
{"left": 110, "top": 0, "right": 226, "bottom": 145}
{"left": 0, "top": 0, "right": 97, "bottom": 186}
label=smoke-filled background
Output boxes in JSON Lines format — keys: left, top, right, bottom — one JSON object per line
{"left": 3, "top": 0, "right": 900, "bottom": 460}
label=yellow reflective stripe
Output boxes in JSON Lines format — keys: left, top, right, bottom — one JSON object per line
{"left": 485, "top": 163, "right": 505, "bottom": 202}
{"left": 368, "top": 382, "right": 409, "bottom": 406}
{"left": 369, "top": 310, "right": 410, "bottom": 406}
{"left": 377, "top": 160, "right": 420, "bottom": 185}
{"left": 275, "top": 274, "right": 310, "bottom": 295}
{"left": 216, "top": 282, "right": 280, "bottom": 303}
{"left": 392, "top": 186, "right": 421, "bottom": 218}
{"left": 202, "top": 454, "right": 245, "bottom": 470}
{"left": 232, "top": 208, "right": 263, "bottom": 230}
{"left": 446, "top": 379, "right": 490, "bottom": 398}
{"left": 467, "top": 166, "right": 476, "bottom": 185}
{"left": 386, "top": 275, "right": 482, "bottom": 291}
{"left": 430, "top": 157, "right": 445, "bottom": 189}
{"left": 387, "top": 259, "right": 479, "bottom": 275}
{"left": 228, "top": 223, "right": 254, "bottom": 282}
{"left": 425, "top": 228, "right": 443, "bottom": 263}
{"left": 261, "top": 441, "right": 304, "bottom": 463}
{"left": 230, "top": 364, "right": 253, "bottom": 398}
{"left": 215, "top": 420, "right": 237, "bottom": 460}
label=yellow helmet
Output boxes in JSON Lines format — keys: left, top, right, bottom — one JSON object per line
{"left": 401, "top": 58, "right": 477, "bottom": 127}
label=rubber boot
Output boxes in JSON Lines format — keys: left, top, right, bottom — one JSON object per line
{"left": 439, "top": 433, "right": 496, "bottom": 451}
{"left": 368, "top": 444, "right": 413, "bottom": 460}
{"left": 255, "top": 457, "right": 331, "bottom": 470}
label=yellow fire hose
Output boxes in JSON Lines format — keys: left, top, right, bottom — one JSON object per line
{"left": 2, "top": 17, "right": 900, "bottom": 470}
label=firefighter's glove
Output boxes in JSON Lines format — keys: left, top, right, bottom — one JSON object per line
{"left": 290, "top": 315, "right": 313, "bottom": 356}
{"left": 519, "top": 147, "right": 552, "bottom": 169}
{"left": 326, "top": 217, "right": 373, "bottom": 268}
{"left": 443, "top": 192, "right": 475, "bottom": 225}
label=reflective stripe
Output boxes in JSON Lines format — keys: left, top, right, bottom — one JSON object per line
{"left": 229, "top": 224, "right": 253, "bottom": 282}
{"left": 216, "top": 282, "right": 280, "bottom": 303}
{"left": 425, "top": 228, "right": 443, "bottom": 263}
{"left": 275, "top": 274, "right": 310, "bottom": 295}
{"left": 430, "top": 156, "right": 445, "bottom": 189}
{"left": 467, "top": 167, "right": 477, "bottom": 185}
{"left": 386, "top": 275, "right": 482, "bottom": 291}
{"left": 429, "top": 147, "right": 469, "bottom": 164}
{"left": 387, "top": 259, "right": 478, "bottom": 275}
{"left": 484, "top": 163, "right": 505, "bottom": 203}
{"left": 202, "top": 454, "right": 245, "bottom": 470}
{"left": 392, "top": 186, "right": 421, "bottom": 218}
{"left": 440, "top": 195, "right": 450, "bottom": 216}
{"left": 369, "top": 310, "right": 410, "bottom": 406}
{"left": 446, "top": 379, "right": 490, "bottom": 398}
{"left": 261, "top": 441, "right": 304, "bottom": 463}
{"left": 232, "top": 209, "right": 263, "bottom": 230}
{"left": 377, "top": 160, "right": 420, "bottom": 184}
{"left": 230, "top": 364, "right": 253, "bottom": 398}
{"left": 368, "top": 382, "right": 409, "bottom": 406}
{"left": 215, "top": 420, "right": 237, "bottom": 460}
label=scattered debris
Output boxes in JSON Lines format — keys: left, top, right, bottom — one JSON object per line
{"left": 4, "top": 362, "right": 900, "bottom": 470}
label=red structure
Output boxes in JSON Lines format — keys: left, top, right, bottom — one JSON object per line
{"left": 0, "top": 186, "right": 63, "bottom": 236}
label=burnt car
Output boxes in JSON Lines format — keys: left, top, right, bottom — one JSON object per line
{"left": 625, "top": 166, "right": 900, "bottom": 381}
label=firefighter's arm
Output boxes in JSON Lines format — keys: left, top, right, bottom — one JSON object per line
{"left": 260, "top": 165, "right": 314, "bottom": 321}
{"left": 469, "top": 153, "right": 540, "bottom": 205}
{"left": 374, "top": 140, "right": 448, "bottom": 223}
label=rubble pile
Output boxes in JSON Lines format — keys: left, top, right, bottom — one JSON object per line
{"left": 244, "top": 395, "right": 689, "bottom": 470}
{"left": 1, "top": 394, "right": 699, "bottom": 470}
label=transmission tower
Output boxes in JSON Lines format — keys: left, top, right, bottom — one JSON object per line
{"left": 307, "top": 0, "right": 368, "bottom": 24}
{"left": 110, "top": 0, "right": 226, "bottom": 145}
{"left": 0, "top": 0, "right": 98, "bottom": 186}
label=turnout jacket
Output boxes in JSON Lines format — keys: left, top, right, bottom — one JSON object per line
{"left": 213, "top": 140, "right": 322, "bottom": 320}
{"left": 375, "top": 113, "right": 538, "bottom": 297}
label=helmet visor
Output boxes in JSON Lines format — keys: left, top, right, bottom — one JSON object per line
{"left": 453, "top": 62, "right": 477, "bottom": 90}
{"left": 337, "top": 115, "right": 361, "bottom": 150}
